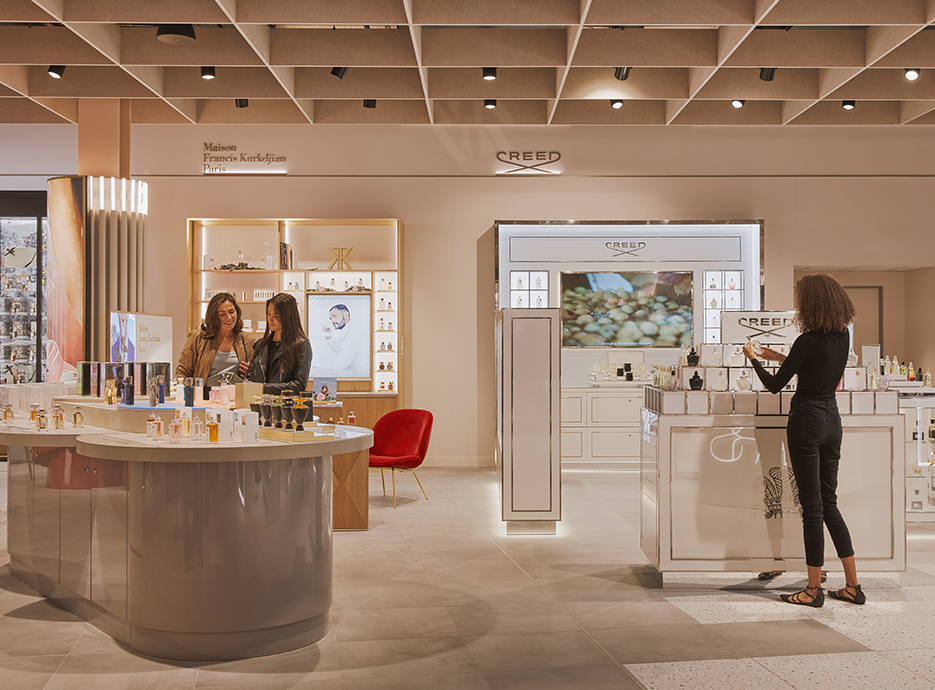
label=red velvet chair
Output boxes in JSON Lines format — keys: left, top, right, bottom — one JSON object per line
{"left": 368, "top": 409, "right": 433, "bottom": 507}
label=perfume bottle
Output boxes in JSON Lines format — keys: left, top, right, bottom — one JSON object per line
{"left": 736, "top": 371, "right": 752, "bottom": 391}
{"left": 29, "top": 402, "right": 39, "bottom": 422}
{"left": 387, "top": 341, "right": 393, "bottom": 351}
{"left": 517, "top": 275, "right": 523, "bottom": 289}
{"left": 193, "top": 414, "right": 205, "bottom": 442}
{"left": 358, "top": 278, "right": 364, "bottom": 288}
{"left": 380, "top": 341, "right": 386, "bottom": 351}
{"left": 689, "top": 371, "right": 704, "bottom": 390}
{"left": 146, "top": 411, "right": 156, "bottom": 438}
{"left": 908, "top": 362, "right": 915, "bottom": 381}
{"left": 388, "top": 301, "right": 393, "bottom": 310}
{"left": 153, "top": 414, "right": 164, "bottom": 440}
{"left": 347, "top": 411, "right": 357, "bottom": 425}
{"left": 52, "top": 405, "right": 65, "bottom": 430}
{"left": 387, "top": 361, "right": 393, "bottom": 371}
{"left": 73, "top": 406, "right": 84, "bottom": 428}
{"left": 388, "top": 381, "right": 394, "bottom": 391}
{"left": 207, "top": 415, "right": 220, "bottom": 443}
{"left": 535, "top": 276, "right": 542, "bottom": 289}
{"left": 388, "top": 281, "right": 393, "bottom": 291}
{"left": 169, "top": 418, "right": 181, "bottom": 444}
{"left": 379, "top": 361, "right": 385, "bottom": 371}
{"left": 380, "top": 318, "right": 385, "bottom": 329}
{"left": 2, "top": 403, "right": 14, "bottom": 425}
{"left": 379, "top": 298, "right": 385, "bottom": 309}
{"left": 36, "top": 408, "right": 47, "bottom": 431}
{"left": 330, "top": 277, "right": 335, "bottom": 288}
{"left": 901, "top": 361, "right": 908, "bottom": 376}
{"left": 925, "top": 369, "right": 932, "bottom": 387}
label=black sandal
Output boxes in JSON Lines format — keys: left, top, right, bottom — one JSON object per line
{"left": 828, "top": 583, "right": 866, "bottom": 605}
{"left": 780, "top": 585, "right": 824, "bottom": 607}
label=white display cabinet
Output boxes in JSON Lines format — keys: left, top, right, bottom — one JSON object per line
{"left": 190, "top": 218, "right": 402, "bottom": 395}
{"left": 901, "top": 394, "right": 935, "bottom": 519}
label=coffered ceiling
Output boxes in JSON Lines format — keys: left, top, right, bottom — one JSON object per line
{"left": 3, "top": 0, "right": 935, "bottom": 126}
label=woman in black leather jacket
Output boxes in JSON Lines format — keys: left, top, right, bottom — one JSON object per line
{"left": 242, "top": 292, "right": 312, "bottom": 394}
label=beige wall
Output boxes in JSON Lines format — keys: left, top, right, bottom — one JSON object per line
{"left": 5, "top": 122, "right": 935, "bottom": 465}
{"left": 906, "top": 268, "right": 935, "bottom": 376}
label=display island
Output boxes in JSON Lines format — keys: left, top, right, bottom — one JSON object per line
{"left": 640, "top": 387, "right": 905, "bottom": 580}
{"left": 2, "top": 404, "right": 373, "bottom": 660}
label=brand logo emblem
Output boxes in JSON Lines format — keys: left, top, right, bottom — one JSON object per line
{"left": 496, "top": 151, "right": 561, "bottom": 175}
{"left": 605, "top": 241, "right": 646, "bottom": 257}
{"left": 737, "top": 317, "right": 794, "bottom": 339}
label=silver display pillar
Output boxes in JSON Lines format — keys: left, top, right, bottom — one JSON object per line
{"left": 496, "top": 308, "right": 561, "bottom": 534}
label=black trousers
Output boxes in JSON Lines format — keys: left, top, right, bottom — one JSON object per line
{"left": 786, "top": 397, "right": 855, "bottom": 568}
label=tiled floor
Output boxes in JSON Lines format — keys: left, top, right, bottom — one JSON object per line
{"left": 3, "top": 464, "right": 935, "bottom": 689}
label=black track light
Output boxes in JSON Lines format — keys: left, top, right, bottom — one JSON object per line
{"left": 614, "top": 67, "right": 631, "bottom": 81}
{"left": 235, "top": 98, "right": 249, "bottom": 108}
{"left": 905, "top": 68, "right": 921, "bottom": 81}
{"left": 731, "top": 99, "right": 745, "bottom": 109}
{"left": 842, "top": 100, "right": 855, "bottom": 110}
{"left": 331, "top": 67, "right": 348, "bottom": 80}
{"left": 482, "top": 67, "right": 497, "bottom": 81}
{"left": 201, "top": 66, "right": 215, "bottom": 80}
{"left": 611, "top": 99, "right": 623, "bottom": 109}
{"left": 759, "top": 68, "right": 776, "bottom": 82}
{"left": 48, "top": 65, "right": 65, "bottom": 79}
{"left": 484, "top": 99, "right": 497, "bottom": 109}
{"left": 156, "top": 24, "right": 196, "bottom": 45}
{"left": 363, "top": 99, "right": 376, "bottom": 108}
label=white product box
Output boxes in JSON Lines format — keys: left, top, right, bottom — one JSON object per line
{"left": 709, "top": 392, "right": 734, "bottom": 415}
{"left": 757, "top": 392, "right": 781, "bottom": 415}
{"left": 700, "top": 343, "right": 723, "bottom": 367}
{"left": 682, "top": 367, "right": 705, "bottom": 390}
{"left": 217, "top": 410, "right": 234, "bottom": 442}
{"left": 780, "top": 390, "right": 795, "bottom": 415}
{"left": 704, "top": 368, "right": 729, "bottom": 391}
{"left": 842, "top": 367, "right": 867, "bottom": 391}
{"left": 874, "top": 391, "right": 899, "bottom": 414}
{"left": 661, "top": 391, "right": 685, "bottom": 414}
{"left": 734, "top": 391, "right": 757, "bottom": 415}
{"left": 686, "top": 391, "right": 709, "bottom": 414}
{"left": 723, "top": 344, "right": 746, "bottom": 367}
{"left": 850, "top": 391, "right": 875, "bottom": 415}
{"left": 729, "top": 367, "right": 754, "bottom": 390}
{"left": 236, "top": 410, "right": 259, "bottom": 443}
{"left": 835, "top": 391, "right": 851, "bottom": 414}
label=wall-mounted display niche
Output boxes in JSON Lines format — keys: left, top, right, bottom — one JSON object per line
{"left": 190, "top": 219, "right": 402, "bottom": 396}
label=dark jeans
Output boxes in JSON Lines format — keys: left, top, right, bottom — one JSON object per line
{"left": 786, "top": 397, "right": 855, "bottom": 568}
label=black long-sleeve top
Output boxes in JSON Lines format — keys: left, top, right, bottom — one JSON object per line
{"left": 246, "top": 337, "right": 312, "bottom": 395}
{"left": 751, "top": 330, "right": 849, "bottom": 399}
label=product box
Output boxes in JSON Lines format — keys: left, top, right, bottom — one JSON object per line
{"left": 700, "top": 343, "right": 723, "bottom": 367}
{"left": 842, "top": 367, "right": 867, "bottom": 391}
{"left": 874, "top": 391, "right": 899, "bottom": 414}
{"left": 90, "top": 362, "right": 100, "bottom": 397}
{"left": 723, "top": 344, "right": 746, "bottom": 367}
{"left": 76, "top": 361, "right": 91, "bottom": 395}
{"left": 235, "top": 382, "right": 264, "bottom": 410}
{"left": 660, "top": 391, "right": 685, "bottom": 414}
{"left": 850, "top": 391, "right": 875, "bottom": 415}
{"left": 704, "top": 368, "right": 729, "bottom": 391}
{"left": 685, "top": 391, "right": 709, "bottom": 414}
{"left": 835, "top": 391, "right": 851, "bottom": 415}
{"left": 757, "top": 392, "right": 781, "bottom": 415}
{"left": 234, "top": 409, "right": 259, "bottom": 443}
{"left": 729, "top": 367, "right": 754, "bottom": 390}
{"left": 734, "top": 391, "right": 757, "bottom": 415}
{"left": 709, "top": 391, "right": 734, "bottom": 415}
{"left": 217, "top": 410, "right": 234, "bottom": 442}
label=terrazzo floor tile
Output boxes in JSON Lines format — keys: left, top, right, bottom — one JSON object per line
{"left": 625, "top": 658, "right": 793, "bottom": 690}
{"left": 485, "top": 664, "right": 643, "bottom": 690}
{"left": 660, "top": 572, "right": 760, "bottom": 590}
{"left": 754, "top": 651, "right": 935, "bottom": 689}
{"left": 665, "top": 593, "right": 816, "bottom": 624}
{"left": 706, "top": 618, "right": 868, "bottom": 657}
{"left": 462, "top": 630, "right": 615, "bottom": 672}
{"left": 591, "top": 624, "right": 748, "bottom": 664}
{"left": 821, "top": 613, "right": 935, "bottom": 651}
{"left": 909, "top": 562, "right": 935, "bottom": 577}
{"left": 881, "top": 648, "right": 935, "bottom": 678}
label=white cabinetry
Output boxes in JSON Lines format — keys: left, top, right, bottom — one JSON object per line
{"left": 562, "top": 385, "right": 644, "bottom": 466}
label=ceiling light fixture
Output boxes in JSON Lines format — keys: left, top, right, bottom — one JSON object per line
{"left": 759, "top": 68, "right": 776, "bottom": 82}
{"left": 731, "top": 99, "right": 745, "bottom": 109}
{"left": 611, "top": 99, "right": 623, "bottom": 109}
{"left": 201, "top": 66, "right": 215, "bottom": 80}
{"left": 484, "top": 99, "right": 497, "bottom": 109}
{"left": 614, "top": 67, "right": 631, "bottom": 81}
{"left": 331, "top": 67, "right": 348, "bottom": 79}
{"left": 482, "top": 67, "right": 497, "bottom": 81}
{"left": 842, "top": 100, "right": 855, "bottom": 110}
{"left": 905, "top": 68, "right": 921, "bottom": 81}
{"left": 48, "top": 65, "right": 65, "bottom": 79}
{"left": 235, "top": 98, "right": 249, "bottom": 108}
{"left": 156, "top": 24, "right": 197, "bottom": 45}
{"left": 363, "top": 99, "right": 376, "bottom": 108}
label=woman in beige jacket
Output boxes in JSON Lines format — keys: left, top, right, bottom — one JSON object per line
{"left": 176, "top": 292, "right": 252, "bottom": 384}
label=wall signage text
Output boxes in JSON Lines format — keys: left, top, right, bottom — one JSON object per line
{"left": 202, "top": 142, "right": 288, "bottom": 174}
{"left": 496, "top": 151, "right": 562, "bottom": 175}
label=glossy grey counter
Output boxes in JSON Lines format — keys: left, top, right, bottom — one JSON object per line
{"left": 3, "top": 423, "right": 373, "bottom": 660}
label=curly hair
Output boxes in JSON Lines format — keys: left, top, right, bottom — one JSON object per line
{"left": 201, "top": 292, "right": 243, "bottom": 340}
{"left": 794, "top": 274, "right": 855, "bottom": 333}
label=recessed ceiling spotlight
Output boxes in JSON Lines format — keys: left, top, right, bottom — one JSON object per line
{"left": 905, "top": 68, "right": 921, "bottom": 81}
{"left": 611, "top": 99, "right": 623, "bottom": 109}
{"left": 363, "top": 99, "right": 376, "bottom": 108}
{"left": 482, "top": 67, "right": 497, "bottom": 81}
{"left": 235, "top": 98, "right": 249, "bottom": 108}
{"left": 731, "top": 99, "right": 745, "bottom": 109}
{"left": 156, "top": 24, "right": 196, "bottom": 45}
{"left": 484, "top": 99, "right": 497, "bottom": 109}
{"left": 331, "top": 67, "right": 349, "bottom": 79}
{"left": 201, "top": 66, "right": 215, "bottom": 80}
{"left": 842, "top": 100, "right": 855, "bottom": 110}
{"left": 614, "top": 67, "right": 631, "bottom": 81}
{"left": 759, "top": 68, "right": 776, "bottom": 82}
{"left": 48, "top": 65, "right": 65, "bottom": 79}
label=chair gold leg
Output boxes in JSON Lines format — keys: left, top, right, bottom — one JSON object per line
{"left": 411, "top": 469, "right": 429, "bottom": 501}
{"left": 380, "top": 468, "right": 386, "bottom": 496}
{"left": 392, "top": 468, "right": 397, "bottom": 508}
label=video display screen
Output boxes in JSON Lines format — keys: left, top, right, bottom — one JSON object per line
{"left": 560, "top": 272, "right": 693, "bottom": 348}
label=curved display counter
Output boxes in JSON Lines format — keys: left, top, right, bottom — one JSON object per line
{"left": 3, "top": 420, "right": 373, "bottom": 660}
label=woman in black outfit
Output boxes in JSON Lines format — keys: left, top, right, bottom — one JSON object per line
{"left": 243, "top": 292, "right": 312, "bottom": 394}
{"left": 743, "top": 274, "right": 865, "bottom": 608}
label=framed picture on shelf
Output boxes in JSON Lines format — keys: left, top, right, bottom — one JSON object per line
{"left": 308, "top": 294, "right": 372, "bottom": 379}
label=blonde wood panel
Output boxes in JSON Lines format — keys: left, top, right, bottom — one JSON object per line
{"left": 337, "top": 380, "right": 371, "bottom": 393}
{"left": 333, "top": 449, "right": 369, "bottom": 531}
{"left": 336, "top": 394, "right": 398, "bottom": 430}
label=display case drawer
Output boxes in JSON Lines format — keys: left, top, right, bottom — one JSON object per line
{"left": 561, "top": 431, "right": 584, "bottom": 459}
{"left": 590, "top": 430, "right": 640, "bottom": 458}
{"left": 588, "top": 393, "right": 642, "bottom": 425}
{"left": 561, "top": 395, "right": 585, "bottom": 425}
